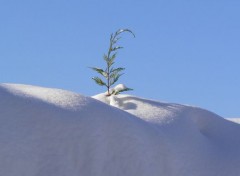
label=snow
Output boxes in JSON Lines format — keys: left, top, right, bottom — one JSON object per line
{"left": 113, "top": 83, "right": 128, "bottom": 92}
{"left": 226, "top": 118, "right": 240, "bottom": 124}
{"left": 1, "top": 83, "right": 240, "bottom": 176}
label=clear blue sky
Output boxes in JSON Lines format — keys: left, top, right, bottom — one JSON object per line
{"left": 1, "top": 0, "right": 240, "bottom": 117}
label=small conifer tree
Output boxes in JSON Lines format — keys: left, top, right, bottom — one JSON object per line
{"left": 90, "top": 29, "right": 135, "bottom": 96}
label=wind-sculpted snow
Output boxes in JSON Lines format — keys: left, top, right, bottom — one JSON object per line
{"left": 0, "top": 84, "right": 91, "bottom": 110}
{"left": 1, "top": 84, "right": 240, "bottom": 176}
{"left": 93, "top": 93, "right": 240, "bottom": 176}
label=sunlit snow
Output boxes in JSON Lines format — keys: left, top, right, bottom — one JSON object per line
{"left": 1, "top": 83, "right": 240, "bottom": 176}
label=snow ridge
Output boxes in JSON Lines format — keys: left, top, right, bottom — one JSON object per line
{"left": 1, "top": 83, "right": 240, "bottom": 176}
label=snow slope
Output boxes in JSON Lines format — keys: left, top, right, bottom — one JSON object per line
{"left": 227, "top": 118, "right": 240, "bottom": 124}
{"left": 1, "top": 84, "right": 240, "bottom": 176}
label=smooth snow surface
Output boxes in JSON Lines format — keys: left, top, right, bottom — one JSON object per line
{"left": 227, "top": 118, "right": 240, "bottom": 124}
{"left": 1, "top": 84, "right": 240, "bottom": 176}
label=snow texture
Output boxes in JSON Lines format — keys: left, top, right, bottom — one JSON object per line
{"left": 1, "top": 83, "right": 240, "bottom": 176}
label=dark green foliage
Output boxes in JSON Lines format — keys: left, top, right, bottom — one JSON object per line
{"left": 112, "top": 87, "right": 133, "bottom": 95}
{"left": 91, "top": 29, "right": 135, "bottom": 96}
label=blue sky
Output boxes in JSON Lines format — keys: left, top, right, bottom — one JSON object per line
{"left": 0, "top": 0, "right": 240, "bottom": 117}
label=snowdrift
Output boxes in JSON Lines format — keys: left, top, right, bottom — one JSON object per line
{"left": 0, "top": 84, "right": 240, "bottom": 176}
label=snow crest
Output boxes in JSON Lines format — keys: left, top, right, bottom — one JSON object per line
{"left": 1, "top": 83, "right": 240, "bottom": 176}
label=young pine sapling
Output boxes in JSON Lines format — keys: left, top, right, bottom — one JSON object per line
{"left": 91, "top": 29, "right": 135, "bottom": 96}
